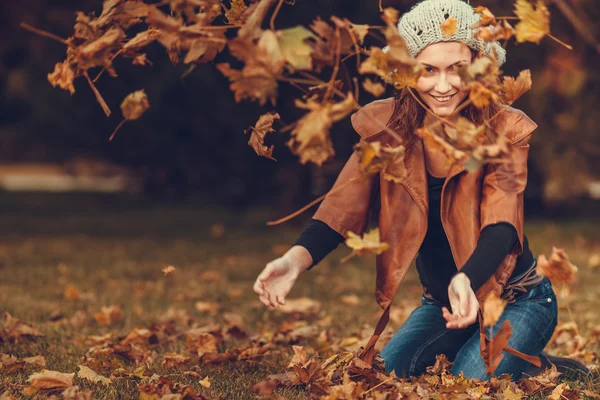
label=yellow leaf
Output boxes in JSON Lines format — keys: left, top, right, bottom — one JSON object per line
{"left": 483, "top": 291, "right": 507, "bottom": 327}
{"left": 121, "top": 89, "right": 149, "bottom": 121}
{"left": 536, "top": 247, "right": 578, "bottom": 284}
{"left": 77, "top": 365, "right": 111, "bottom": 386}
{"left": 514, "top": 0, "right": 550, "bottom": 44}
{"left": 277, "top": 26, "right": 316, "bottom": 71}
{"left": 345, "top": 228, "right": 389, "bottom": 257}
{"left": 64, "top": 285, "right": 80, "bottom": 302}
{"left": 199, "top": 376, "right": 211, "bottom": 388}
{"left": 502, "top": 69, "right": 532, "bottom": 104}
{"left": 441, "top": 17, "right": 457, "bottom": 37}
{"left": 24, "top": 369, "right": 74, "bottom": 394}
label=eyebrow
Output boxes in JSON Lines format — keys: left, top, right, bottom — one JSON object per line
{"left": 422, "top": 60, "right": 469, "bottom": 68}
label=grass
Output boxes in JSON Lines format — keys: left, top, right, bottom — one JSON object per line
{"left": 0, "top": 192, "right": 599, "bottom": 399}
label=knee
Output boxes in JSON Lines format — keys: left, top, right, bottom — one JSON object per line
{"left": 379, "top": 342, "right": 416, "bottom": 378}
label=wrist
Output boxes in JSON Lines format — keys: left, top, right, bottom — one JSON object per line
{"left": 285, "top": 245, "right": 314, "bottom": 275}
{"left": 452, "top": 272, "right": 471, "bottom": 285}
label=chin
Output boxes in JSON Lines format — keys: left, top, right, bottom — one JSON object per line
{"left": 430, "top": 106, "right": 457, "bottom": 117}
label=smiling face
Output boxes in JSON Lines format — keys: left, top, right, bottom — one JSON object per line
{"left": 415, "top": 42, "right": 473, "bottom": 117}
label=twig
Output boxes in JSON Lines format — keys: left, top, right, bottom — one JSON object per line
{"left": 109, "top": 119, "right": 127, "bottom": 141}
{"left": 546, "top": 33, "right": 573, "bottom": 51}
{"left": 364, "top": 376, "right": 394, "bottom": 394}
{"left": 93, "top": 49, "right": 123, "bottom": 83}
{"left": 324, "top": 27, "right": 342, "bottom": 103}
{"left": 19, "top": 22, "right": 67, "bottom": 44}
{"left": 378, "top": 0, "right": 383, "bottom": 12}
{"left": 84, "top": 72, "right": 111, "bottom": 117}
{"left": 562, "top": 283, "right": 581, "bottom": 337}
{"left": 269, "top": 0, "right": 285, "bottom": 30}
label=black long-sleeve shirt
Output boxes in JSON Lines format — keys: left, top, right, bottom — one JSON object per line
{"left": 293, "top": 170, "right": 534, "bottom": 304}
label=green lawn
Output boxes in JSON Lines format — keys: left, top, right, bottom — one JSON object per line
{"left": 0, "top": 193, "right": 599, "bottom": 399}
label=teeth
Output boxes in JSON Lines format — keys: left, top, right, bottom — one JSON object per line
{"left": 433, "top": 95, "right": 453, "bottom": 102}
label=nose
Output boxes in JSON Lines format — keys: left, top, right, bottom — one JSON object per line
{"left": 434, "top": 73, "right": 452, "bottom": 94}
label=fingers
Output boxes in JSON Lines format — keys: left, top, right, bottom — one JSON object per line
{"left": 446, "top": 296, "right": 479, "bottom": 329}
{"left": 253, "top": 277, "right": 264, "bottom": 296}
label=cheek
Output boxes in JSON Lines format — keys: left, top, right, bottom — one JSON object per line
{"left": 415, "top": 76, "right": 435, "bottom": 93}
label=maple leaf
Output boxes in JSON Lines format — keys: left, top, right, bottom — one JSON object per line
{"left": 548, "top": 382, "right": 569, "bottom": 400}
{"left": 514, "top": 0, "right": 550, "bottom": 44}
{"left": 457, "top": 56, "right": 502, "bottom": 108}
{"left": 483, "top": 291, "right": 507, "bottom": 327}
{"left": 474, "top": 6, "right": 497, "bottom": 26}
{"left": 441, "top": 17, "right": 458, "bottom": 37}
{"left": 93, "top": 305, "right": 124, "bottom": 326}
{"left": 245, "top": 112, "right": 280, "bottom": 161}
{"left": 482, "top": 319, "right": 512, "bottom": 375}
{"left": 199, "top": 376, "right": 211, "bottom": 388}
{"left": 287, "top": 93, "right": 355, "bottom": 166}
{"left": 443, "top": 117, "right": 486, "bottom": 149}
{"left": 344, "top": 228, "right": 389, "bottom": 259}
{"left": 276, "top": 26, "right": 316, "bottom": 71}
{"left": 362, "top": 78, "right": 386, "bottom": 97}
{"left": 23, "top": 369, "right": 74, "bottom": 395}
{"left": 416, "top": 127, "right": 466, "bottom": 165}
{"left": 501, "top": 69, "right": 532, "bottom": 104}
{"left": 48, "top": 62, "right": 76, "bottom": 94}
{"left": 536, "top": 247, "right": 578, "bottom": 285}
{"left": 355, "top": 140, "right": 408, "bottom": 183}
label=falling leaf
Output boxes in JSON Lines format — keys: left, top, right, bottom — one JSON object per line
{"left": 121, "top": 89, "right": 149, "bottom": 121}
{"left": 93, "top": 305, "right": 124, "bottom": 326}
{"left": 23, "top": 369, "right": 74, "bottom": 395}
{"left": 161, "top": 265, "right": 175, "bottom": 276}
{"left": 276, "top": 26, "right": 316, "bottom": 71}
{"left": 482, "top": 319, "right": 512, "bottom": 375}
{"left": 475, "top": 6, "right": 497, "bottom": 26}
{"left": 502, "top": 69, "right": 532, "bottom": 104}
{"left": 514, "top": 0, "right": 550, "bottom": 44}
{"left": 536, "top": 247, "right": 578, "bottom": 284}
{"left": 344, "top": 228, "right": 389, "bottom": 259}
{"left": 77, "top": 365, "right": 111, "bottom": 386}
{"left": 224, "top": 0, "right": 248, "bottom": 25}
{"left": 287, "top": 93, "right": 355, "bottom": 166}
{"left": 588, "top": 253, "right": 600, "bottom": 269}
{"left": 362, "top": 78, "right": 386, "bottom": 97}
{"left": 199, "top": 376, "right": 211, "bottom": 388}
{"left": 245, "top": 112, "right": 280, "bottom": 161}
{"left": 483, "top": 291, "right": 507, "bottom": 327}
{"left": 47, "top": 62, "right": 76, "bottom": 94}
{"left": 441, "top": 17, "right": 457, "bottom": 37}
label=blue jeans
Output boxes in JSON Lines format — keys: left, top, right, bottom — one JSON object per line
{"left": 379, "top": 277, "right": 558, "bottom": 381}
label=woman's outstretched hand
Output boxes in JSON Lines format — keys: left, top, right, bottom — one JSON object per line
{"left": 442, "top": 272, "right": 479, "bottom": 329}
{"left": 253, "top": 246, "right": 312, "bottom": 309}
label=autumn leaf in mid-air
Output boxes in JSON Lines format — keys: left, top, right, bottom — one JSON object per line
{"left": 245, "top": 113, "right": 280, "bottom": 161}
{"left": 343, "top": 228, "right": 389, "bottom": 261}
{"left": 501, "top": 69, "right": 532, "bottom": 104}
{"left": 472, "top": 6, "right": 515, "bottom": 42}
{"left": 109, "top": 89, "right": 150, "bottom": 141}
{"left": 456, "top": 56, "right": 501, "bottom": 108}
{"left": 48, "top": 62, "right": 76, "bottom": 94}
{"left": 536, "top": 247, "right": 578, "bottom": 285}
{"left": 441, "top": 17, "right": 457, "bottom": 37}
{"left": 514, "top": 0, "right": 550, "bottom": 44}
{"left": 287, "top": 93, "right": 355, "bottom": 166}
{"left": 362, "top": 78, "right": 386, "bottom": 97}
{"left": 354, "top": 140, "right": 407, "bottom": 183}
{"left": 482, "top": 319, "right": 512, "bottom": 375}
{"left": 483, "top": 291, "right": 507, "bottom": 327}
{"left": 276, "top": 26, "right": 316, "bottom": 71}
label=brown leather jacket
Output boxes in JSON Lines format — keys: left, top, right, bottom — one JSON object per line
{"left": 312, "top": 97, "right": 540, "bottom": 368}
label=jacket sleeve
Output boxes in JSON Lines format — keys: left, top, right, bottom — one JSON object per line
{"left": 480, "top": 109, "right": 538, "bottom": 257}
{"left": 312, "top": 143, "right": 378, "bottom": 237}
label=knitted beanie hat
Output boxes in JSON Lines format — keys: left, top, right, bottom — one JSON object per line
{"left": 384, "top": 0, "right": 506, "bottom": 67}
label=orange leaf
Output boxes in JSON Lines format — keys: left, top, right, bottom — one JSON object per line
{"left": 441, "top": 17, "right": 458, "bottom": 37}
{"left": 483, "top": 291, "right": 507, "bottom": 327}
{"left": 536, "top": 247, "right": 578, "bottom": 285}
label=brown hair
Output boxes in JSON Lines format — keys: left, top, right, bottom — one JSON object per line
{"left": 388, "top": 49, "right": 506, "bottom": 144}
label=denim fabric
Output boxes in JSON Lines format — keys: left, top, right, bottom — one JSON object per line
{"left": 379, "top": 276, "right": 558, "bottom": 381}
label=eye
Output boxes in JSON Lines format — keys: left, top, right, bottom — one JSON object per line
{"left": 425, "top": 66, "right": 435, "bottom": 73}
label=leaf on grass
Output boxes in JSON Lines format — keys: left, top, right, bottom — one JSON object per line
{"left": 287, "top": 93, "right": 355, "bottom": 166}
{"left": 536, "top": 247, "right": 578, "bottom": 285}
{"left": 277, "top": 298, "right": 321, "bottom": 315}
{"left": 23, "top": 369, "right": 74, "bottom": 395}
{"left": 514, "top": 0, "right": 550, "bottom": 44}
{"left": 501, "top": 69, "right": 532, "bottom": 104}
{"left": 245, "top": 112, "right": 280, "bottom": 161}
{"left": 77, "top": 365, "right": 111, "bottom": 386}
{"left": 64, "top": 285, "right": 81, "bottom": 302}
{"left": 1, "top": 312, "right": 43, "bottom": 342}
{"left": 199, "top": 376, "right": 211, "bottom": 388}
{"left": 93, "top": 305, "right": 124, "bottom": 326}
{"left": 441, "top": 17, "right": 457, "bottom": 37}
{"left": 161, "top": 265, "right": 175, "bottom": 276}
{"left": 483, "top": 291, "right": 507, "bottom": 327}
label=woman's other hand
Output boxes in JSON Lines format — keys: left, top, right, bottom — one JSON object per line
{"left": 442, "top": 272, "right": 479, "bottom": 329}
{"left": 253, "top": 245, "right": 312, "bottom": 308}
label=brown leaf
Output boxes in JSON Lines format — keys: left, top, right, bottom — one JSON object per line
{"left": 276, "top": 26, "right": 316, "bottom": 71}
{"left": 502, "top": 69, "right": 532, "bottom": 104}
{"left": 162, "top": 354, "right": 191, "bottom": 369}
{"left": 276, "top": 298, "right": 321, "bottom": 315}
{"left": 161, "top": 265, "right": 175, "bottom": 276}
{"left": 362, "top": 78, "right": 386, "bottom": 97}
{"left": 287, "top": 93, "right": 355, "bottom": 166}
{"left": 48, "top": 62, "right": 76, "bottom": 94}
{"left": 441, "top": 17, "right": 457, "bottom": 37}
{"left": 536, "top": 247, "right": 578, "bottom": 285}
{"left": 77, "top": 365, "right": 111, "bottom": 386}
{"left": 224, "top": 0, "right": 248, "bottom": 25}
{"left": 23, "top": 369, "right": 74, "bottom": 395}
{"left": 93, "top": 305, "right": 124, "bottom": 326}
{"left": 245, "top": 112, "right": 280, "bottom": 161}
{"left": 514, "top": 0, "right": 550, "bottom": 44}
{"left": 1, "top": 312, "right": 43, "bottom": 342}
{"left": 483, "top": 291, "right": 507, "bottom": 327}
{"left": 121, "top": 89, "right": 149, "bottom": 120}
{"left": 483, "top": 319, "right": 512, "bottom": 375}
{"left": 64, "top": 285, "right": 81, "bottom": 302}
{"left": 194, "top": 301, "right": 220, "bottom": 314}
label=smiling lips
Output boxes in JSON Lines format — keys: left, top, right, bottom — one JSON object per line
{"left": 430, "top": 93, "right": 457, "bottom": 103}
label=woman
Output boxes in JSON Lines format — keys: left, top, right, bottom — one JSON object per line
{"left": 253, "top": 0, "right": 589, "bottom": 381}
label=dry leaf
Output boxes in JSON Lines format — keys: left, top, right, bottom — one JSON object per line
{"left": 194, "top": 301, "right": 220, "bottom": 314}
{"left": 514, "top": 0, "right": 550, "bottom": 44}
{"left": 548, "top": 382, "right": 569, "bottom": 400}
{"left": 362, "top": 78, "right": 386, "bottom": 97}
{"left": 93, "top": 305, "right": 124, "bottom": 326}
{"left": 441, "top": 17, "right": 457, "bottom": 37}
{"left": 277, "top": 298, "right": 321, "bottom": 315}
{"left": 162, "top": 265, "right": 175, "bottom": 276}
{"left": 1, "top": 312, "right": 43, "bottom": 342}
{"left": 536, "top": 247, "right": 578, "bottom": 284}
{"left": 245, "top": 112, "right": 280, "bottom": 161}
{"left": 77, "top": 365, "right": 111, "bottom": 386}
{"left": 199, "top": 376, "right": 211, "bottom": 388}
{"left": 339, "top": 294, "right": 361, "bottom": 305}
{"left": 162, "top": 354, "right": 191, "bottom": 369}
{"left": 23, "top": 369, "right": 74, "bottom": 395}
{"left": 121, "top": 89, "right": 149, "bottom": 120}
{"left": 502, "top": 69, "right": 532, "bottom": 105}
{"left": 483, "top": 291, "right": 507, "bottom": 327}
{"left": 64, "top": 285, "right": 81, "bottom": 302}
{"left": 47, "top": 62, "right": 76, "bottom": 94}
{"left": 276, "top": 26, "right": 316, "bottom": 71}
{"left": 344, "top": 228, "right": 389, "bottom": 258}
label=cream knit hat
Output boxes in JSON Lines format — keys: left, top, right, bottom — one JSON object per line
{"left": 384, "top": 0, "right": 506, "bottom": 67}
